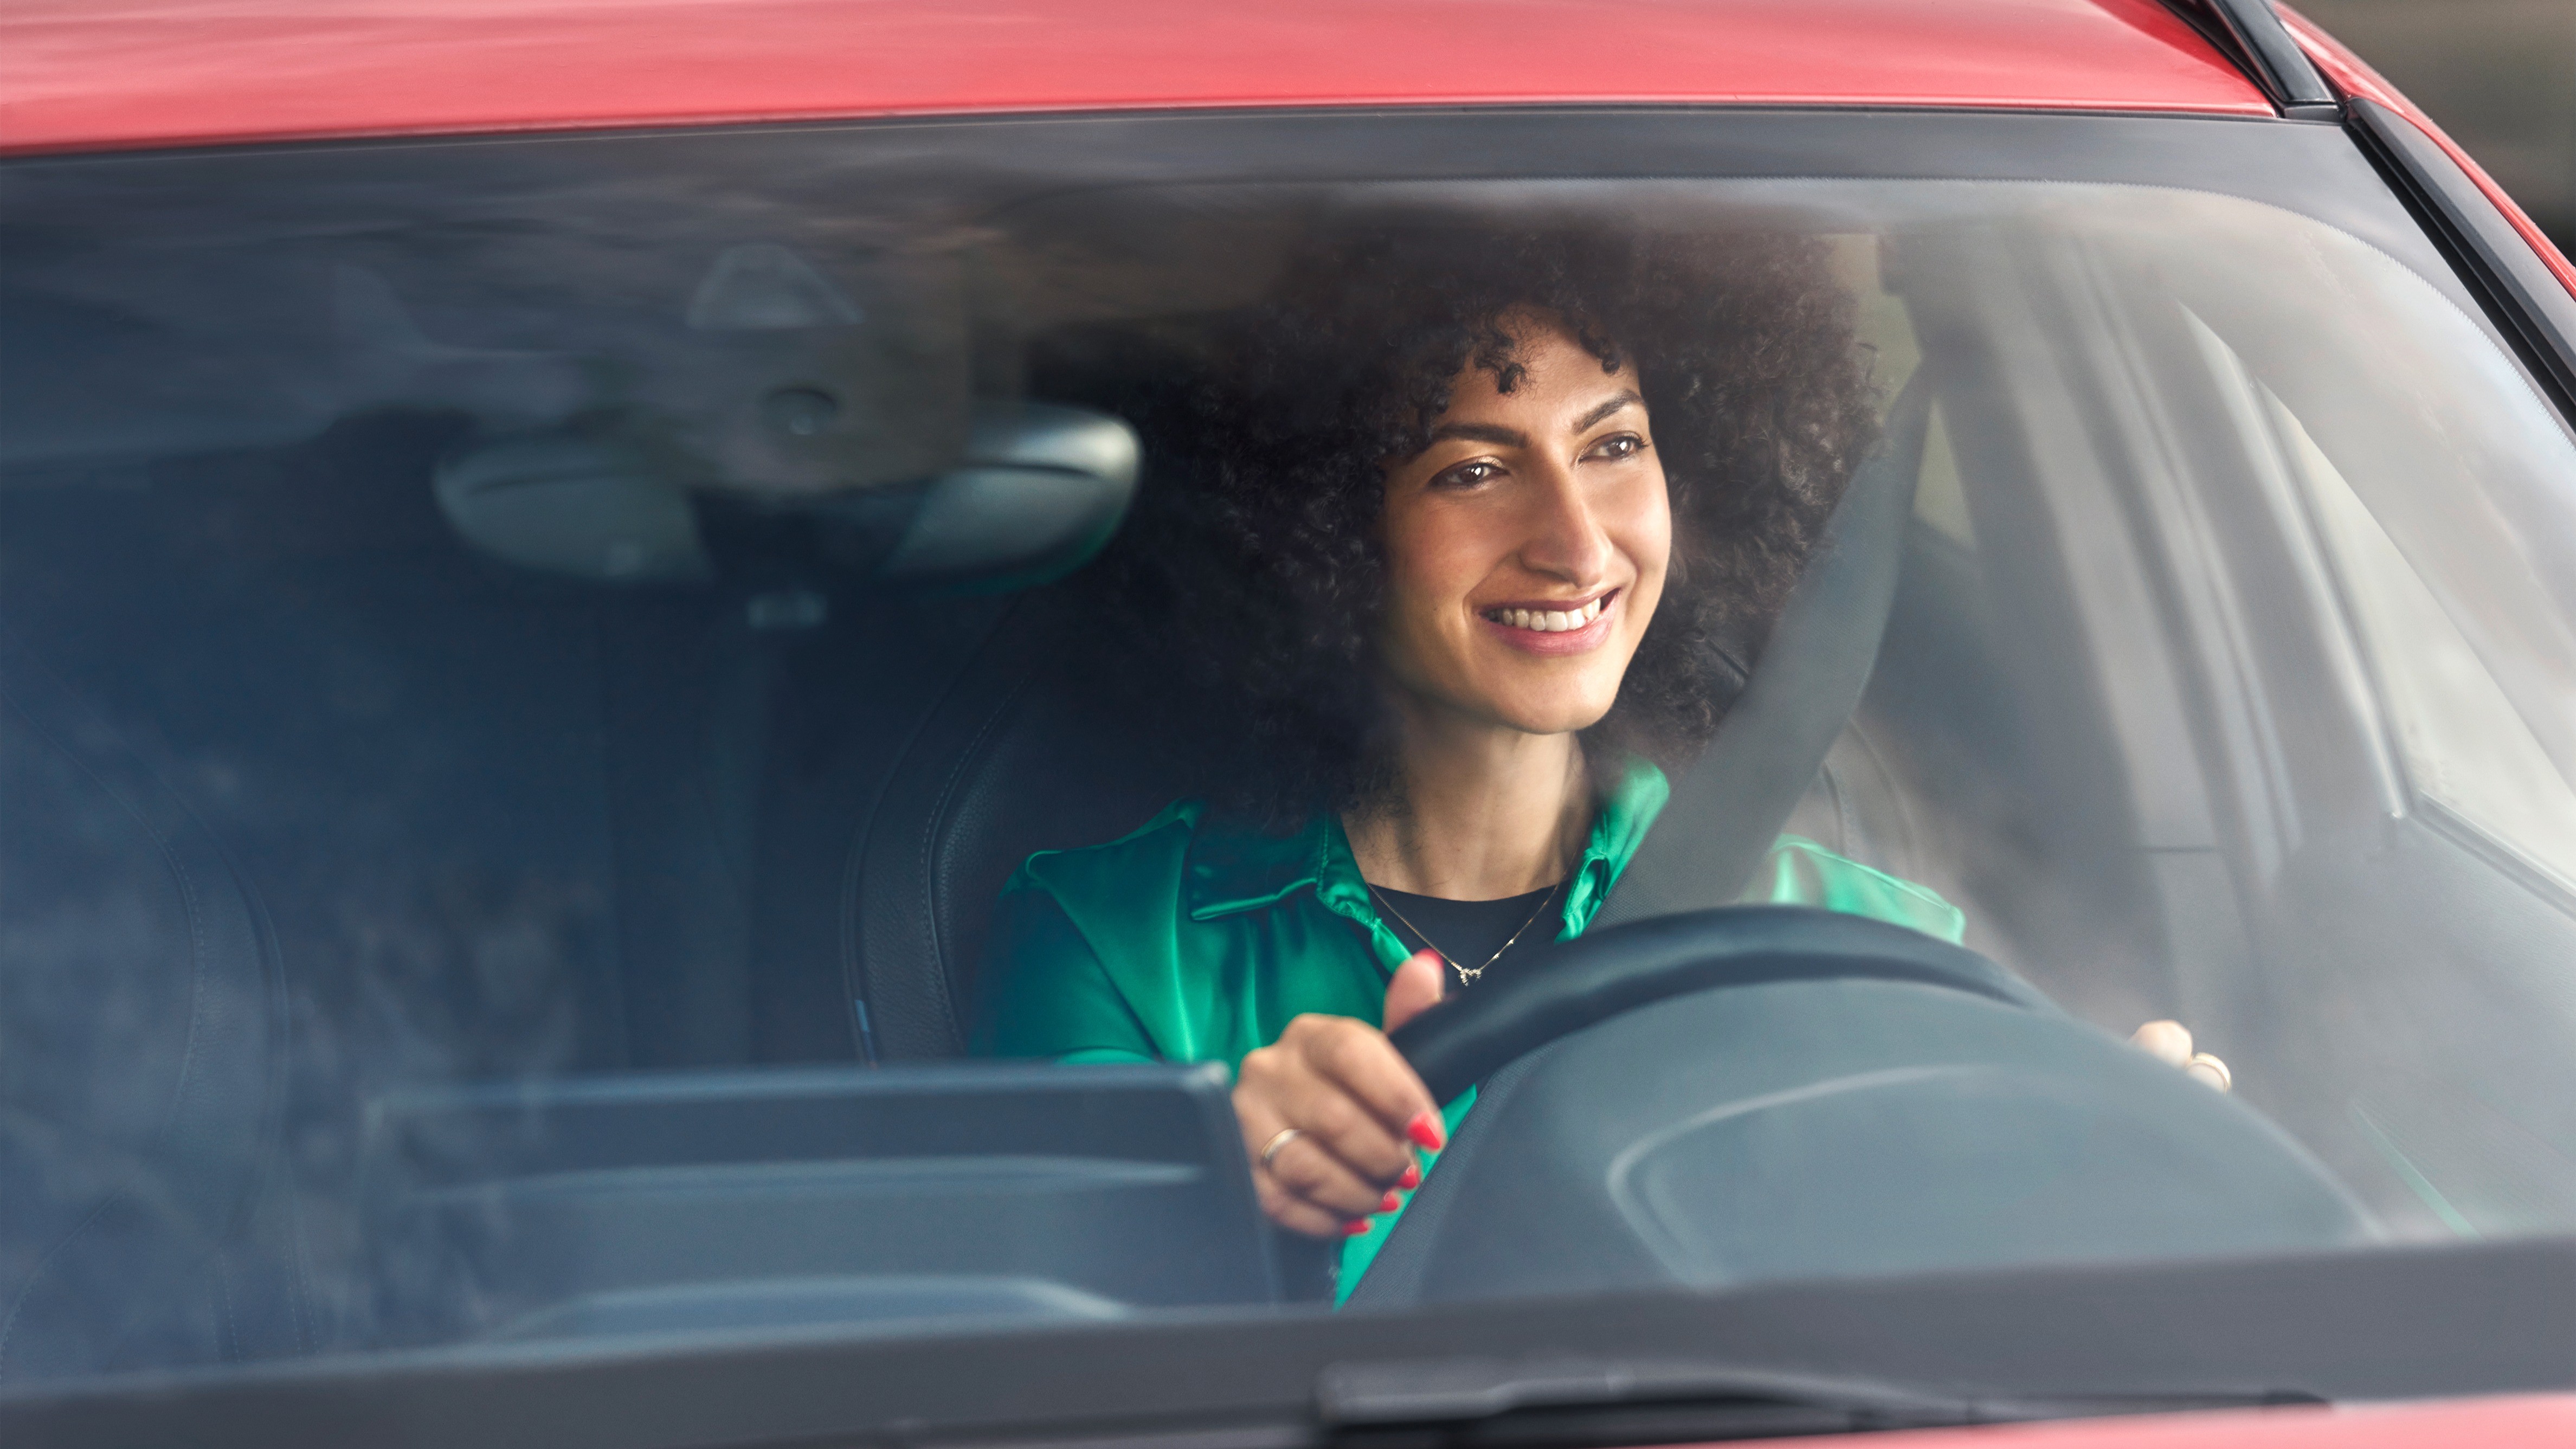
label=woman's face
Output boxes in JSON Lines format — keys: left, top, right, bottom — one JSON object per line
{"left": 1376, "top": 310, "right": 1672, "bottom": 738}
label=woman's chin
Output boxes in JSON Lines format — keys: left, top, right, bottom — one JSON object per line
{"left": 1446, "top": 654, "right": 1633, "bottom": 737}
{"left": 1482, "top": 691, "right": 1621, "bottom": 740}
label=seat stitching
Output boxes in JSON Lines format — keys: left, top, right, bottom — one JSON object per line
{"left": 841, "top": 605, "right": 1020, "bottom": 1059}
{"left": 912, "top": 676, "right": 1033, "bottom": 1054}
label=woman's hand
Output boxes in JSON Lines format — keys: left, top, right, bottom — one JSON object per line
{"left": 1234, "top": 950, "right": 1448, "bottom": 1238}
{"left": 2131, "top": 1019, "right": 2232, "bottom": 1091}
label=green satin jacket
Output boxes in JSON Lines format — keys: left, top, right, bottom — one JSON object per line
{"left": 970, "top": 759, "right": 1964, "bottom": 1299}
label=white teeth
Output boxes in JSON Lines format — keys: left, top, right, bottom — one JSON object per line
{"left": 1488, "top": 598, "right": 1607, "bottom": 631}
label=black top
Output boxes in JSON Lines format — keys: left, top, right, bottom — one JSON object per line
{"left": 1365, "top": 882, "right": 1564, "bottom": 989}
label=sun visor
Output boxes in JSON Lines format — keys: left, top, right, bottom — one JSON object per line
{"left": 435, "top": 402, "right": 1138, "bottom": 594}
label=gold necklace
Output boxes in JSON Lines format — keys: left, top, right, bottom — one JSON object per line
{"left": 1367, "top": 878, "right": 1566, "bottom": 987}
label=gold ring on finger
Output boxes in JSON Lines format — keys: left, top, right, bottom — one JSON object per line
{"left": 1259, "top": 1127, "right": 1304, "bottom": 1170}
{"left": 2186, "top": 1053, "right": 2232, "bottom": 1092}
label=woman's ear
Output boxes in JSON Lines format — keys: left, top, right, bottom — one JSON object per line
{"left": 1382, "top": 948, "right": 1446, "bottom": 1032}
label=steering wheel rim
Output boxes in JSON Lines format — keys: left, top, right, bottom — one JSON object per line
{"left": 1388, "top": 905, "right": 2051, "bottom": 1102}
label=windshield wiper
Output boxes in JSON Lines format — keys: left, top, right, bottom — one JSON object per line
{"left": 1316, "top": 1356, "right": 2324, "bottom": 1447}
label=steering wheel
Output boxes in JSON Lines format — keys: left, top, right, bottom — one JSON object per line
{"left": 1358, "top": 905, "right": 2371, "bottom": 1309}
{"left": 1389, "top": 905, "right": 2051, "bottom": 1101}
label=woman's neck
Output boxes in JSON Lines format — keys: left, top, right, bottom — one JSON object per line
{"left": 1342, "top": 698, "right": 1593, "bottom": 901}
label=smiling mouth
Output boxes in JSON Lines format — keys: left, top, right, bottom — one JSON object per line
{"left": 1479, "top": 590, "right": 1614, "bottom": 634}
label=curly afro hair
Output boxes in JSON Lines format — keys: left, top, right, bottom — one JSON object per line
{"left": 1061, "top": 223, "right": 1881, "bottom": 829}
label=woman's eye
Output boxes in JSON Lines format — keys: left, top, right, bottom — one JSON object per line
{"left": 1588, "top": 433, "right": 1646, "bottom": 461}
{"left": 1432, "top": 460, "right": 1501, "bottom": 490}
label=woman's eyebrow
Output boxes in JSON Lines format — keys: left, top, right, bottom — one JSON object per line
{"left": 1574, "top": 390, "right": 1644, "bottom": 433}
{"left": 1425, "top": 390, "right": 1642, "bottom": 448}
{"left": 1428, "top": 421, "right": 1528, "bottom": 446}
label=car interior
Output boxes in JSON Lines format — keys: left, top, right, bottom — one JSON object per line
{"left": 9, "top": 116, "right": 2576, "bottom": 1384}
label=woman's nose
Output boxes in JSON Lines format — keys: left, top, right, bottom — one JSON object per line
{"left": 1517, "top": 463, "right": 1614, "bottom": 584}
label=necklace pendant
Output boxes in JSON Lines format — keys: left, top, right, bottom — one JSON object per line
{"left": 1366, "top": 878, "right": 1562, "bottom": 996}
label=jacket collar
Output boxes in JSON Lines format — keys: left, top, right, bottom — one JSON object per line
{"left": 1179, "top": 808, "right": 1339, "bottom": 920}
{"left": 1181, "top": 758, "right": 1671, "bottom": 943}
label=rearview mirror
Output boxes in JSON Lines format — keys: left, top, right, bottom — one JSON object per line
{"left": 434, "top": 402, "right": 1139, "bottom": 593}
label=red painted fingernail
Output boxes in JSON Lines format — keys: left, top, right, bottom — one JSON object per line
{"left": 1406, "top": 1112, "right": 1446, "bottom": 1150}
{"left": 1345, "top": 1218, "right": 1373, "bottom": 1237}
{"left": 1379, "top": 1190, "right": 1403, "bottom": 1213}
{"left": 1397, "top": 1163, "right": 1421, "bottom": 1190}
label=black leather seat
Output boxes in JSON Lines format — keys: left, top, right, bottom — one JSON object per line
{"left": 0, "top": 637, "right": 304, "bottom": 1384}
{"left": 845, "top": 600, "right": 1179, "bottom": 1062}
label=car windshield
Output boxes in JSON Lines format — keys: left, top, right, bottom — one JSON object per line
{"left": 5, "top": 110, "right": 2576, "bottom": 1400}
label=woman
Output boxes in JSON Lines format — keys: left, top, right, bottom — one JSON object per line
{"left": 973, "top": 227, "right": 1967, "bottom": 1298}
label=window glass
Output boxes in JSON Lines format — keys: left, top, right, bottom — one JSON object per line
{"left": 2275, "top": 369, "right": 2576, "bottom": 894}
{"left": 7, "top": 120, "right": 2576, "bottom": 1389}
{"left": 2171, "top": 252, "right": 2576, "bottom": 916}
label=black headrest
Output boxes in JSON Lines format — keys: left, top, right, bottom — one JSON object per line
{"left": 844, "top": 602, "right": 1176, "bottom": 1061}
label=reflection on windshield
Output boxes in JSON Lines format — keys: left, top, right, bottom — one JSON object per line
{"left": 5, "top": 127, "right": 2576, "bottom": 1389}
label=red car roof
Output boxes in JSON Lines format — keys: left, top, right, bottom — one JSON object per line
{"left": 0, "top": 0, "right": 2270, "bottom": 158}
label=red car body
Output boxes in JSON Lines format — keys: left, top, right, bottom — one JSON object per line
{"left": 1, "top": 2, "right": 2569, "bottom": 1444}
{"left": 2, "top": 0, "right": 2565, "bottom": 298}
